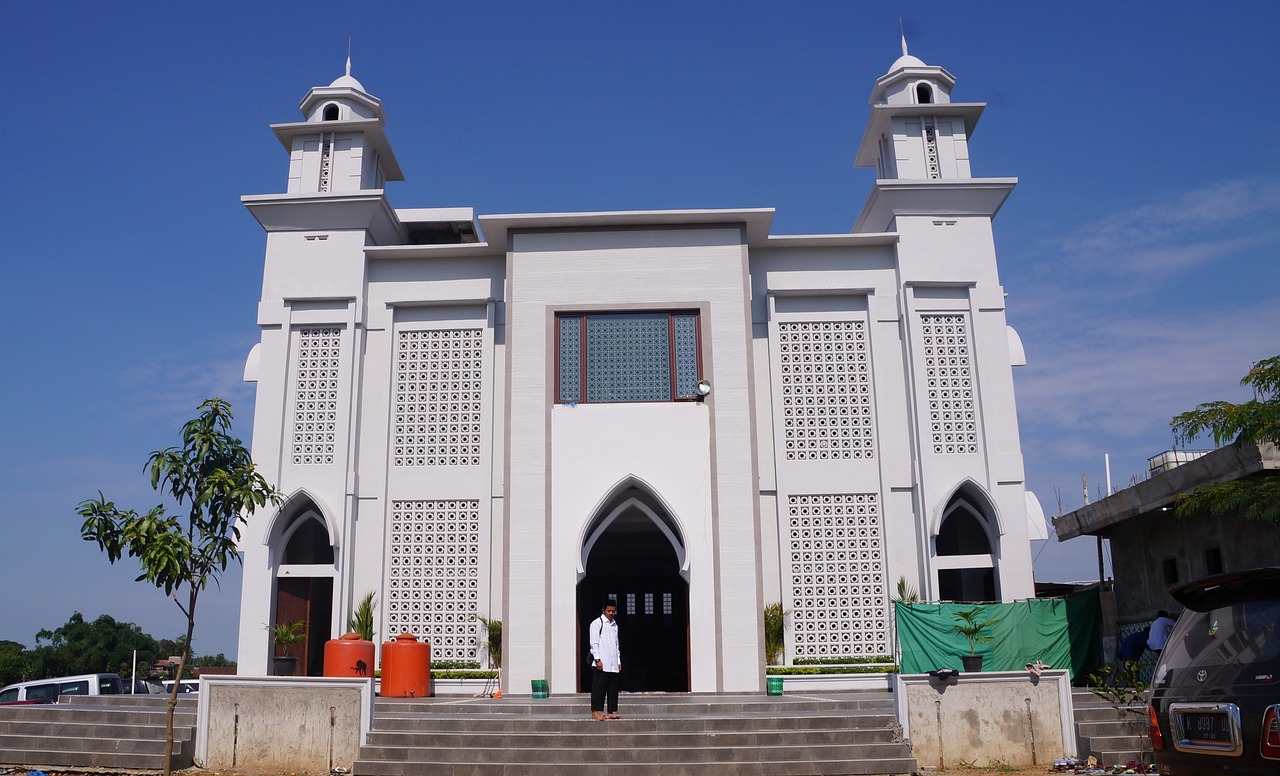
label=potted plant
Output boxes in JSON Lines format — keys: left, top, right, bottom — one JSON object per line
{"left": 763, "top": 602, "right": 787, "bottom": 666}
{"left": 952, "top": 606, "right": 1001, "bottom": 672}
{"left": 266, "top": 620, "right": 308, "bottom": 676}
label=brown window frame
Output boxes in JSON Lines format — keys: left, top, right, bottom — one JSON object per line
{"left": 555, "top": 311, "right": 703, "bottom": 404}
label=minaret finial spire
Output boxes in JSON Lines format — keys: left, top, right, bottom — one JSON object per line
{"left": 899, "top": 18, "right": 909, "bottom": 57}
{"left": 346, "top": 37, "right": 352, "bottom": 78}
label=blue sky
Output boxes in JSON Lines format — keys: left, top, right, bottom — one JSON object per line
{"left": 2, "top": 2, "right": 1277, "bottom": 660}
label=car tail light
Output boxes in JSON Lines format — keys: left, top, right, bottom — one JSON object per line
{"left": 1149, "top": 704, "right": 1165, "bottom": 751}
{"left": 1262, "top": 705, "right": 1280, "bottom": 760}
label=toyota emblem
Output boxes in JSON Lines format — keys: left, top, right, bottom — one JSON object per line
{"left": 1196, "top": 669, "right": 1208, "bottom": 682}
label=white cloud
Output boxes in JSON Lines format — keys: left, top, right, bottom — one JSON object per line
{"left": 1015, "top": 299, "right": 1279, "bottom": 439}
{"left": 116, "top": 340, "right": 257, "bottom": 424}
{"left": 1054, "top": 177, "right": 1280, "bottom": 276}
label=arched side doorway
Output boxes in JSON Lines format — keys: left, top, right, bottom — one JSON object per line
{"left": 935, "top": 491, "right": 997, "bottom": 602}
{"left": 577, "top": 489, "right": 689, "bottom": 692}
{"left": 271, "top": 502, "right": 335, "bottom": 676}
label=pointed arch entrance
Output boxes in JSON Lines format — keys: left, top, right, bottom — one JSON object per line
{"left": 576, "top": 484, "right": 690, "bottom": 692}
{"left": 269, "top": 494, "right": 336, "bottom": 676}
{"left": 935, "top": 488, "right": 998, "bottom": 602}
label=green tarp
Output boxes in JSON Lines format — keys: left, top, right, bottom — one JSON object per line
{"left": 894, "top": 588, "right": 1101, "bottom": 679}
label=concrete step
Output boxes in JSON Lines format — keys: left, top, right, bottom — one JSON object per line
{"left": 359, "top": 741, "right": 910, "bottom": 763}
{"left": 354, "top": 758, "right": 918, "bottom": 776}
{"left": 370, "top": 712, "right": 896, "bottom": 734}
{"left": 1077, "top": 717, "right": 1144, "bottom": 735}
{"left": 364, "top": 724, "right": 898, "bottom": 746}
{"left": 0, "top": 696, "right": 197, "bottom": 772}
{"left": 1070, "top": 690, "right": 1150, "bottom": 766}
{"left": 373, "top": 694, "right": 895, "bottom": 716}
{"left": 355, "top": 691, "right": 915, "bottom": 776}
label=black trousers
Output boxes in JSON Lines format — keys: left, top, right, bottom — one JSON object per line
{"left": 590, "top": 667, "right": 620, "bottom": 712}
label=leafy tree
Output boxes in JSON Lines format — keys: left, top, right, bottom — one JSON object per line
{"left": 0, "top": 619, "right": 234, "bottom": 688}
{"left": 190, "top": 652, "right": 236, "bottom": 668}
{"left": 77, "top": 399, "right": 278, "bottom": 776}
{"left": 0, "top": 641, "right": 30, "bottom": 687}
{"left": 34, "top": 612, "right": 162, "bottom": 678}
{"left": 1171, "top": 355, "right": 1280, "bottom": 523}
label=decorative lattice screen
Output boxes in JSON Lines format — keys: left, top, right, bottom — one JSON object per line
{"left": 393, "top": 328, "right": 484, "bottom": 467}
{"left": 786, "top": 493, "right": 889, "bottom": 658}
{"left": 920, "top": 313, "right": 977, "bottom": 454}
{"left": 923, "top": 118, "right": 941, "bottom": 179}
{"left": 291, "top": 327, "right": 342, "bottom": 465}
{"left": 386, "top": 499, "right": 480, "bottom": 661}
{"left": 777, "top": 320, "right": 875, "bottom": 461}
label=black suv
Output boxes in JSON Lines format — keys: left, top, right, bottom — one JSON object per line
{"left": 1148, "top": 567, "right": 1280, "bottom": 774}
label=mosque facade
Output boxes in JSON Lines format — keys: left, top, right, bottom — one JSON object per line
{"left": 234, "top": 44, "right": 1046, "bottom": 693}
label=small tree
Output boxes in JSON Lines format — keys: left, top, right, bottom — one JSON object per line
{"left": 1086, "top": 660, "right": 1151, "bottom": 762}
{"left": 952, "top": 607, "right": 1002, "bottom": 655}
{"left": 892, "top": 576, "right": 921, "bottom": 603}
{"left": 1171, "top": 354, "right": 1280, "bottom": 522}
{"left": 78, "top": 399, "right": 278, "bottom": 776}
{"left": 473, "top": 614, "right": 502, "bottom": 669}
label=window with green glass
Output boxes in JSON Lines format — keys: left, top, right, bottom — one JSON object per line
{"left": 556, "top": 312, "right": 701, "bottom": 403}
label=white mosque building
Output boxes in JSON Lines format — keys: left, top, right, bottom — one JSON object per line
{"left": 234, "top": 42, "right": 1047, "bottom": 693}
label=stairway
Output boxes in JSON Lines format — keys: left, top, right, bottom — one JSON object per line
{"left": 1071, "top": 688, "right": 1150, "bottom": 767}
{"left": 0, "top": 694, "right": 197, "bottom": 772}
{"left": 355, "top": 690, "right": 916, "bottom": 776}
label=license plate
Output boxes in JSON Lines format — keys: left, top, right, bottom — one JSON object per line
{"left": 1171, "top": 702, "right": 1243, "bottom": 756}
{"left": 1182, "top": 712, "right": 1231, "bottom": 743}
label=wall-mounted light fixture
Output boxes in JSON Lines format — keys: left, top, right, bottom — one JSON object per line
{"left": 694, "top": 380, "right": 712, "bottom": 401}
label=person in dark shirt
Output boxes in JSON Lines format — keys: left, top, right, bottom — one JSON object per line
{"left": 1106, "top": 627, "right": 1149, "bottom": 687}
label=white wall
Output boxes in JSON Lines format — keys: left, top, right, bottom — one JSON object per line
{"left": 505, "top": 226, "right": 764, "bottom": 692}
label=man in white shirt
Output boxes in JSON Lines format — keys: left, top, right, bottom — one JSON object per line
{"left": 1147, "top": 610, "right": 1176, "bottom": 652}
{"left": 589, "top": 599, "right": 621, "bottom": 721}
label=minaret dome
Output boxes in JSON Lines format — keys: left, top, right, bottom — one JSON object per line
{"left": 869, "top": 36, "right": 957, "bottom": 107}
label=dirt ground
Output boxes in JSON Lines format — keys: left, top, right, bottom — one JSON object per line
{"left": 4, "top": 767, "right": 1120, "bottom": 776}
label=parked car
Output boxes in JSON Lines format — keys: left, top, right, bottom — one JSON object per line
{"left": 125, "top": 677, "right": 166, "bottom": 694}
{"left": 162, "top": 678, "right": 200, "bottom": 694}
{"left": 0, "top": 673, "right": 123, "bottom": 705}
{"left": 1148, "top": 567, "right": 1280, "bottom": 775}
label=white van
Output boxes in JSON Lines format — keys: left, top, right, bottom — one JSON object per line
{"left": 0, "top": 673, "right": 123, "bottom": 704}
{"left": 162, "top": 678, "right": 200, "bottom": 694}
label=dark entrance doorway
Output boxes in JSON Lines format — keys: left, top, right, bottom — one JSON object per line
{"left": 936, "top": 492, "right": 997, "bottom": 602}
{"left": 274, "top": 576, "right": 333, "bottom": 676}
{"left": 272, "top": 512, "right": 335, "bottom": 676}
{"left": 577, "top": 498, "right": 689, "bottom": 693}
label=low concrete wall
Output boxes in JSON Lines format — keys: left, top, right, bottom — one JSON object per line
{"left": 194, "top": 676, "right": 374, "bottom": 772}
{"left": 770, "top": 673, "right": 894, "bottom": 692}
{"left": 894, "top": 669, "right": 1074, "bottom": 769}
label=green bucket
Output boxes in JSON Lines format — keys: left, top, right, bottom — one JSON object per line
{"left": 531, "top": 679, "right": 549, "bottom": 698}
{"left": 766, "top": 676, "right": 783, "bottom": 696}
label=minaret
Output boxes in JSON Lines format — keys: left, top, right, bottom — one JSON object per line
{"left": 852, "top": 38, "right": 1014, "bottom": 233}
{"left": 854, "top": 36, "right": 987, "bottom": 181}
{"left": 269, "top": 57, "right": 404, "bottom": 194}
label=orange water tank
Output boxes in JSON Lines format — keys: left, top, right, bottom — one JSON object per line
{"left": 380, "top": 632, "right": 431, "bottom": 697}
{"left": 323, "top": 632, "right": 376, "bottom": 678}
